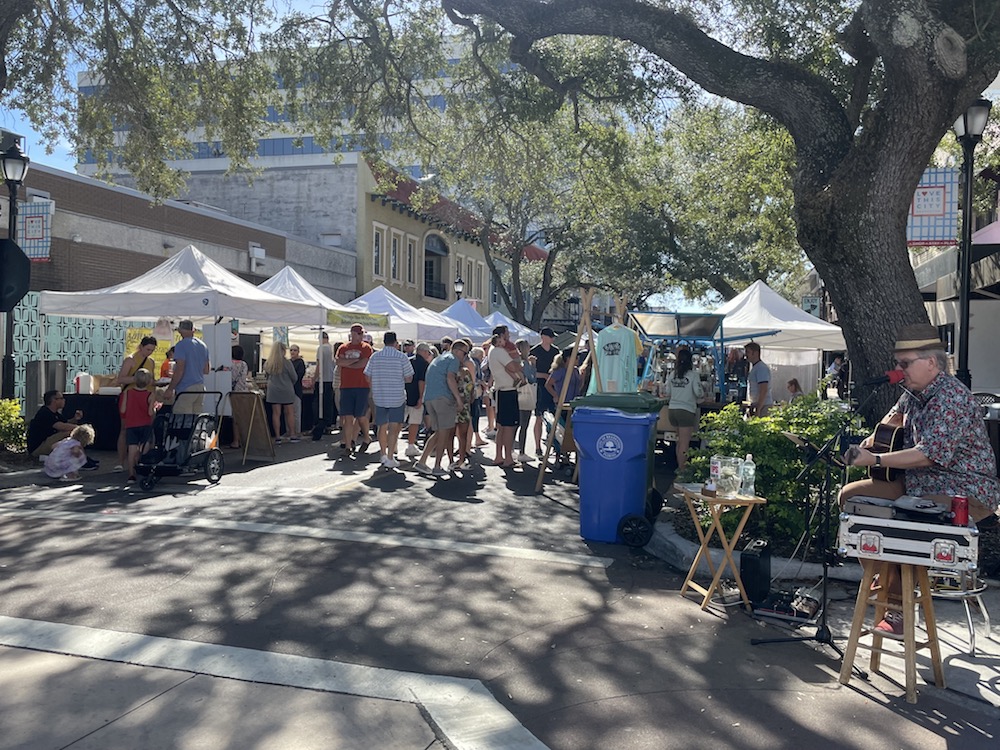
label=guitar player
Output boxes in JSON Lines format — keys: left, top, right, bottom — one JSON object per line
{"left": 838, "top": 324, "right": 999, "bottom": 635}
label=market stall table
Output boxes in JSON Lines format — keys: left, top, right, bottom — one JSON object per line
{"left": 63, "top": 394, "right": 120, "bottom": 452}
{"left": 674, "top": 482, "right": 767, "bottom": 610}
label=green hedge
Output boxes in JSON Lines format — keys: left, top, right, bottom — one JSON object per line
{"left": 0, "top": 399, "right": 26, "bottom": 452}
{"left": 675, "top": 396, "right": 867, "bottom": 561}
{"left": 674, "top": 396, "right": 999, "bottom": 576}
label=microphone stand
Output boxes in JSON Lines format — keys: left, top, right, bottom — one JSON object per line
{"left": 751, "top": 386, "right": 884, "bottom": 678}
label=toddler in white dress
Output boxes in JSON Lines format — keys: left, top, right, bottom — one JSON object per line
{"left": 43, "top": 424, "right": 96, "bottom": 481}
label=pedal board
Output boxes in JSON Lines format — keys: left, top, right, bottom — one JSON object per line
{"left": 751, "top": 588, "right": 821, "bottom": 624}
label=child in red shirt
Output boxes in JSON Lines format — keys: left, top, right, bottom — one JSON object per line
{"left": 120, "top": 368, "right": 158, "bottom": 482}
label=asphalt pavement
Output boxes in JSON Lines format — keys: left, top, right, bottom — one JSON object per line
{"left": 0, "top": 439, "right": 998, "bottom": 749}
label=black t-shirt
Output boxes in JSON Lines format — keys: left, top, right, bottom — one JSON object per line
{"left": 405, "top": 354, "right": 428, "bottom": 406}
{"left": 292, "top": 358, "right": 306, "bottom": 398}
{"left": 530, "top": 343, "right": 558, "bottom": 376}
{"left": 27, "top": 407, "right": 63, "bottom": 454}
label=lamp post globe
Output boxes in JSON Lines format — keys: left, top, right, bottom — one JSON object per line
{"left": 454, "top": 275, "right": 464, "bottom": 300}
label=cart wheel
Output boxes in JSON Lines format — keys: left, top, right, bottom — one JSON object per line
{"left": 618, "top": 514, "right": 654, "bottom": 548}
{"left": 204, "top": 448, "right": 224, "bottom": 484}
{"left": 139, "top": 475, "right": 157, "bottom": 491}
{"left": 645, "top": 488, "right": 664, "bottom": 521}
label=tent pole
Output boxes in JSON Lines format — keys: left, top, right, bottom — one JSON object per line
{"left": 534, "top": 286, "right": 595, "bottom": 494}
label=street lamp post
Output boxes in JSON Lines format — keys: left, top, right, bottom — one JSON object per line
{"left": 454, "top": 275, "right": 464, "bottom": 300}
{"left": 566, "top": 295, "right": 581, "bottom": 327}
{"left": 953, "top": 98, "right": 992, "bottom": 389}
{"left": 1, "top": 143, "right": 30, "bottom": 400}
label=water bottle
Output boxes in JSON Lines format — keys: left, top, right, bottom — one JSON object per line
{"left": 741, "top": 453, "right": 756, "bottom": 497}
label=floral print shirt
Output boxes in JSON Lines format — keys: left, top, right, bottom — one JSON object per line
{"left": 888, "top": 372, "right": 999, "bottom": 510}
{"left": 456, "top": 366, "right": 474, "bottom": 424}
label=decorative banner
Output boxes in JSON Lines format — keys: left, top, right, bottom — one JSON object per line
{"left": 326, "top": 309, "right": 388, "bottom": 328}
{"left": 801, "top": 296, "right": 822, "bottom": 318}
{"left": 906, "top": 167, "right": 959, "bottom": 246}
{"left": 19, "top": 200, "right": 54, "bottom": 261}
{"left": 125, "top": 326, "right": 192, "bottom": 372}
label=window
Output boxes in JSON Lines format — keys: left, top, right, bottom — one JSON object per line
{"left": 373, "top": 225, "right": 385, "bottom": 278}
{"left": 477, "top": 262, "right": 484, "bottom": 301}
{"left": 423, "top": 233, "right": 449, "bottom": 300}
{"left": 406, "top": 238, "right": 416, "bottom": 285}
{"left": 467, "top": 260, "right": 474, "bottom": 296}
{"left": 391, "top": 233, "right": 401, "bottom": 281}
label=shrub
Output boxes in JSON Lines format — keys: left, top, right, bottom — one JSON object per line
{"left": 0, "top": 399, "right": 27, "bottom": 452}
{"left": 676, "top": 396, "right": 867, "bottom": 560}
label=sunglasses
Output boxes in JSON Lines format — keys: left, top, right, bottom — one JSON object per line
{"left": 893, "top": 356, "right": 926, "bottom": 370}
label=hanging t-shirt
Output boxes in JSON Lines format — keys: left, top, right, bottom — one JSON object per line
{"left": 587, "top": 324, "right": 641, "bottom": 394}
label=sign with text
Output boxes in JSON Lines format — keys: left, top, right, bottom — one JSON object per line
{"left": 907, "top": 167, "right": 959, "bottom": 246}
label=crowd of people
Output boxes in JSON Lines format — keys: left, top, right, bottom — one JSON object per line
{"left": 302, "top": 323, "right": 590, "bottom": 475}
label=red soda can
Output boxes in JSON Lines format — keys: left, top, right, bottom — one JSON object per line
{"left": 952, "top": 495, "right": 969, "bottom": 526}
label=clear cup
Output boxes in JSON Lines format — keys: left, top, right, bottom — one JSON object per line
{"left": 717, "top": 456, "right": 744, "bottom": 496}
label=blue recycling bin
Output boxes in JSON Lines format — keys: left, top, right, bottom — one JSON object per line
{"left": 572, "top": 406, "right": 659, "bottom": 543}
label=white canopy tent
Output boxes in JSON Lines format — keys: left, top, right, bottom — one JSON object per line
{"left": 439, "top": 299, "right": 494, "bottom": 342}
{"left": 715, "top": 280, "right": 846, "bottom": 350}
{"left": 38, "top": 245, "right": 325, "bottom": 327}
{"left": 484, "top": 311, "right": 541, "bottom": 345}
{"left": 347, "top": 285, "right": 459, "bottom": 342}
{"left": 714, "top": 280, "right": 847, "bottom": 402}
{"left": 257, "top": 267, "right": 388, "bottom": 357}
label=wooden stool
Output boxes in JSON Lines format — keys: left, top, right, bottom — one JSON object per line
{"left": 839, "top": 559, "right": 945, "bottom": 703}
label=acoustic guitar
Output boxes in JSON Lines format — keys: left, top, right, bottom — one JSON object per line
{"left": 867, "top": 422, "right": 904, "bottom": 482}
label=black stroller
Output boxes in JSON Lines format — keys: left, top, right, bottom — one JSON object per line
{"left": 135, "top": 391, "right": 225, "bottom": 491}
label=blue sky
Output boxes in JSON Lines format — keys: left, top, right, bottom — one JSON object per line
{"left": 1, "top": 108, "right": 76, "bottom": 172}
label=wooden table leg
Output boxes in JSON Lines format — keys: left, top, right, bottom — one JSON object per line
{"left": 680, "top": 494, "right": 718, "bottom": 597}
{"left": 718, "top": 503, "right": 756, "bottom": 608}
{"left": 699, "top": 505, "right": 737, "bottom": 609}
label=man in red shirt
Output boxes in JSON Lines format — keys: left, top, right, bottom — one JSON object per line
{"left": 337, "top": 324, "right": 374, "bottom": 456}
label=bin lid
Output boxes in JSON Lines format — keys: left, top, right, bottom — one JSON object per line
{"left": 570, "top": 391, "right": 667, "bottom": 413}
{"left": 572, "top": 406, "right": 659, "bottom": 425}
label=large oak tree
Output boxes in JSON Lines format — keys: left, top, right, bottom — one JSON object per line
{"left": 443, "top": 0, "right": 1000, "bottom": 396}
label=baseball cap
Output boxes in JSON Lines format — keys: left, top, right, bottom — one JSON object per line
{"left": 363, "top": 333, "right": 373, "bottom": 343}
{"left": 540, "top": 327, "right": 555, "bottom": 338}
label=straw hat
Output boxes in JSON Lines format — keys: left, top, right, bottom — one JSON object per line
{"left": 894, "top": 323, "right": 943, "bottom": 352}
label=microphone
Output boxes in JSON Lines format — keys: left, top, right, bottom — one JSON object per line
{"left": 863, "top": 370, "right": 905, "bottom": 387}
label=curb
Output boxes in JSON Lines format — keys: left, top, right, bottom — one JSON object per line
{"left": 644, "top": 511, "right": 863, "bottom": 584}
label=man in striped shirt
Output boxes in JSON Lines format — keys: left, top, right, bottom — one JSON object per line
{"left": 364, "top": 331, "right": 414, "bottom": 468}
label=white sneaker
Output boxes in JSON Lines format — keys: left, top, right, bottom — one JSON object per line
{"left": 379, "top": 455, "right": 390, "bottom": 467}
{"left": 485, "top": 429, "right": 497, "bottom": 439}
{"left": 404, "top": 444, "right": 420, "bottom": 457}
{"left": 516, "top": 452, "right": 532, "bottom": 463}
{"left": 386, "top": 457, "right": 401, "bottom": 469}
{"left": 431, "top": 466, "right": 448, "bottom": 477}
{"left": 113, "top": 464, "right": 124, "bottom": 473}
{"left": 414, "top": 462, "right": 433, "bottom": 475}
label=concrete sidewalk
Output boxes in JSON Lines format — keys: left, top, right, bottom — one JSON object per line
{"left": 0, "top": 644, "right": 442, "bottom": 750}
{"left": 647, "top": 502, "right": 1000, "bottom": 709}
